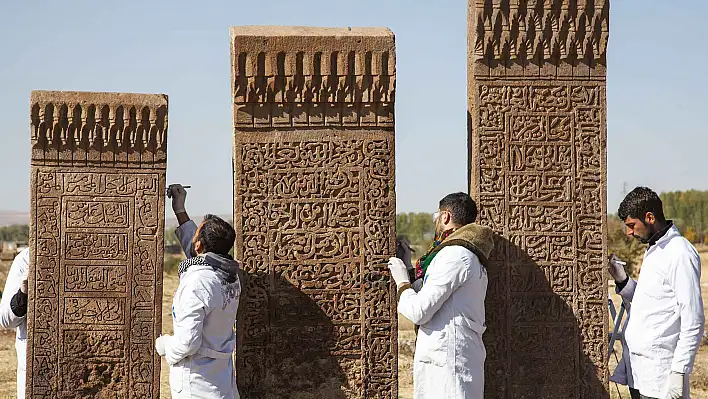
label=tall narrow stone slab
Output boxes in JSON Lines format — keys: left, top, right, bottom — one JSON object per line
{"left": 468, "top": 2, "right": 609, "bottom": 398}
{"left": 27, "top": 91, "right": 167, "bottom": 398}
{"left": 231, "top": 26, "right": 397, "bottom": 398}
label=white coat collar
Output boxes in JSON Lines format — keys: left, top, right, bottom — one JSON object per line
{"left": 646, "top": 224, "right": 681, "bottom": 255}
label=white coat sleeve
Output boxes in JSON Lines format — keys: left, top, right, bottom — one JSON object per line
{"left": 163, "top": 280, "right": 211, "bottom": 366}
{"left": 670, "top": 251, "right": 705, "bottom": 374}
{"left": 175, "top": 220, "right": 198, "bottom": 259}
{"left": 616, "top": 278, "right": 637, "bottom": 303}
{"left": 397, "top": 247, "right": 472, "bottom": 326}
{"left": 0, "top": 248, "right": 29, "bottom": 329}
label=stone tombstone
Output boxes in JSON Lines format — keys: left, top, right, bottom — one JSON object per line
{"left": 468, "top": 1, "right": 610, "bottom": 398}
{"left": 231, "top": 27, "right": 397, "bottom": 398}
{"left": 26, "top": 91, "right": 167, "bottom": 398}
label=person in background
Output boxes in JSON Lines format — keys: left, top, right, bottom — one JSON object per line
{"left": 0, "top": 247, "right": 30, "bottom": 398}
{"left": 609, "top": 187, "right": 704, "bottom": 399}
{"left": 388, "top": 192, "right": 494, "bottom": 399}
{"left": 156, "top": 184, "right": 242, "bottom": 399}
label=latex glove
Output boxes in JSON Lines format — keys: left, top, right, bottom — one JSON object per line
{"left": 388, "top": 257, "right": 410, "bottom": 287}
{"left": 167, "top": 184, "right": 187, "bottom": 214}
{"left": 666, "top": 372, "right": 684, "bottom": 399}
{"left": 607, "top": 254, "right": 628, "bottom": 282}
{"left": 155, "top": 334, "right": 171, "bottom": 357}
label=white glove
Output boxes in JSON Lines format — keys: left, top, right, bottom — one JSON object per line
{"left": 155, "top": 334, "right": 171, "bottom": 357}
{"left": 20, "top": 279, "right": 28, "bottom": 294}
{"left": 388, "top": 257, "right": 410, "bottom": 287}
{"left": 666, "top": 372, "right": 684, "bottom": 399}
{"left": 167, "top": 184, "right": 187, "bottom": 214}
{"left": 608, "top": 254, "right": 628, "bottom": 282}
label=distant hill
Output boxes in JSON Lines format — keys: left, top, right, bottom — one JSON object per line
{"left": 0, "top": 211, "right": 29, "bottom": 227}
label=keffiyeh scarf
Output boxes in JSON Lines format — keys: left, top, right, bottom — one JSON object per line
{"left": 178, "top": 256, "right": 209, "bottom": 277}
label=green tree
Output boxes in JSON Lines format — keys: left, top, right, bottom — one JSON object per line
{"left": 660, "top": 190, "right": 708, "bottom": 244}
{"left": 396, "top": 212, "right": 435, "bottom": 254}
{"left": 0, "top": 225, "right": 29, "bottom": 243}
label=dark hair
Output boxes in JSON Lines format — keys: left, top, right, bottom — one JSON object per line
{"left": 198, "top": 214, "right": 236, "bottom": 256}
{"left": 439, "top": 192, "right": 478, "bottom": 226}
{"left": 617, "top": 187, "right": 666, "bottom": 222}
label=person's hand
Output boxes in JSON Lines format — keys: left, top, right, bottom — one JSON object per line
{"left": 607, "top": 254, "right": 628, "bottom": 282}
{"left": 388, "top": 257, "right": 410, "bottom": 287}
{"left": 20, "top": 279, "right": 27, "bottom": 294}
{"left": 396, "top": 237, "right": 414, "bottom": 269}
{"left": 167, "top": 184, "right": 187, "bottom": 214}
{"left": 155, "top": 334, "right": 170, "bottom": 356}
{"left": 666, "top": 372, "right": 684, "bottom": 399}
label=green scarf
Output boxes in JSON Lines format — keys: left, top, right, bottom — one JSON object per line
{"left": 414, "top": 223, "right": 496, "bottom": 282}
{"left": 414, "top": 228, "right": 456, "bottom": 280}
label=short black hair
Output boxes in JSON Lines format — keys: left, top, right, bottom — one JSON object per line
{"left": 439, "top": 192, "right": 478, "bottom": 226}
{"left": 198, "top": 214, "right": 236, "bottom": 256}
{"left": 618, "top": 187, "right": 666, "bottom": 222}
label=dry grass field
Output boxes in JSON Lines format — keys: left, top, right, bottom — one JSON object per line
{"left": 0, "top": 252, "right": 706, "bottom": 398}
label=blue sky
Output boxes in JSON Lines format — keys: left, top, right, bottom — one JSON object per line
{"left": 1, "top": 0, "right": 707, "bottom": 217}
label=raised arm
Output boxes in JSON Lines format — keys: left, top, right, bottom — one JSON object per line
{"left": 168, "top": 183, "right": 196, "bottom": 258}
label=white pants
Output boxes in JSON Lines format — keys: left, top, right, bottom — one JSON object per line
{"left": 16, "top": 339, "right": 26, "bottom": 399}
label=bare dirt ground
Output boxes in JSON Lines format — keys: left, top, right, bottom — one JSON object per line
{"left": 0, "top": 253, "right": 706, "bottom": 398}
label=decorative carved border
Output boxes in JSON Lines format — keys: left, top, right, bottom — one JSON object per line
{"left": 469, "top": 0, "right": 609, "bottom": 67}
{"left": 30, "top": 91, "right": 168, "bottom": 168}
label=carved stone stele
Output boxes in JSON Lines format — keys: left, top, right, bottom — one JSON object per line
{"left": 231, "top": 26, "right": 398, "bottom": 398}
{"left": 468, "top": 1, "right": 610, "bottom": 398}
{"left": 27, "top": 91, "right": 167, "bottom": 398}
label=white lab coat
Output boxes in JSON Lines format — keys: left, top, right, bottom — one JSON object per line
{"left": 0, "top": 248, "right": 29, "bottom": 399}
{"left": 618, "top": 225, "right": 704, "bottom": 399}
{"left": 162, "top": 221, "right": 241, "bottom": 399}
{"left": 398, "top": 246, "right": 487, "bottom": 399}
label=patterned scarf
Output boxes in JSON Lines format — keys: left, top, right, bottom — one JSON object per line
{"left": 178, "top": 256, "right": 209, "bottom": 277}
{"left": 179, "top": 253, "right": 240, "bottom": 284}
{"left": 414, "top": 228, "right": 457, "bottom": 280}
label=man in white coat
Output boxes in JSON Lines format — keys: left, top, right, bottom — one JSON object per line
{"left": 609, "top": 187, "right": 704, "bottom": 399}
{"left": 156, "top": 184, "right": 242, "bottom": 398}
{"left": 388, "top": 193, "right": 494, "bottom": 399}
{"left": 0, "top": 247, "right": 30, "bottom": 398}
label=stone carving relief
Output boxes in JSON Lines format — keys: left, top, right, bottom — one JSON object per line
{"left": 27, "top": 91, "right": 167, "bottom": 398}
{"left": 468, "top": 2, "right": 609, "bottom": 398}
{"left": 232, "top": 27, "right": 397, "bottom": 398}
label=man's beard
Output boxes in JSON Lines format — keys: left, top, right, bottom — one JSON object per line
{"left": 633, "top": 222, "right": 656, "bottom": 244}
{"left": 190, "top": 245, "right": 198, "bottom": 257}
{"left": 634, "top": 234, "right": 650, "bottom": 244}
